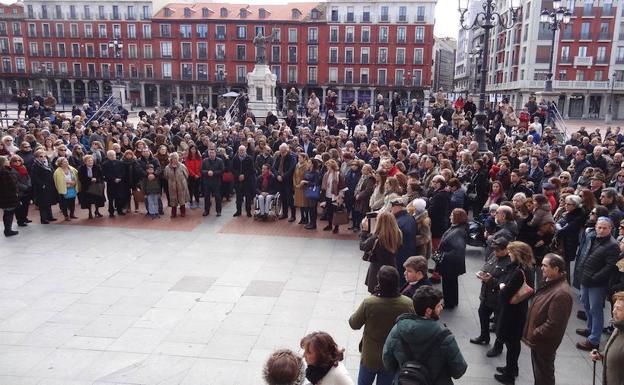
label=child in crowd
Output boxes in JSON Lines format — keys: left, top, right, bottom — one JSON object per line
{"left": 141, "top": 164, "right": 162, "bottom": 219}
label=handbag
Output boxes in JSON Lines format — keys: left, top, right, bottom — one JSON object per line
{"left": 132, "top": 188, "right": 145, "bottom": 203}
{"left": 509, "top": 268, "right": 534, "bottom": 304}
{"left": 361, "top": 238, "right": 378, "bottom": 262}
{"left": 222, "top": 171, "right": 234, "bottom": 183}
{"left": 86, "top": 182, "right": 105, "bottom": 197}
{"left": 304, "top": 184, "right": 321, "bottom": 200}
{"left": 431, "top": 249, "right": 445, "bottom": 265}
{"left": 64, "top": 186, "right": 76, "bottom": 199}
{"left": 332, "top": 205, "right": 349, "bottom": 225}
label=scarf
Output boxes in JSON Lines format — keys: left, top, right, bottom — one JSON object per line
{"left": 11, "top": 164, "right": 28, "bottom": 176}
{"left": 261, "top": 172, "right": 270, "bottom": 191}
{"left": 305, "top": 365, "right": 332, "bottom": 385}
{"left": 36, "top": 158, "right": 51, "bottom": 171}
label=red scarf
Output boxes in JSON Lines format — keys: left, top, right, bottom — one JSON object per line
{"left": 261, "top": 172, "right": 270, "bottom": 191}
{"left": 11, "top": 164, "right": 28, "bottom": 176}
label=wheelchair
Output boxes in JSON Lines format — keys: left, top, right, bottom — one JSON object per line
{"left": 253, "top": 192, "right": 282, "bottom": 221}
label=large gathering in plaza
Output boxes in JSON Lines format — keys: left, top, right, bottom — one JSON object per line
{"left": 1, "top": 0, "right": 624, "bottom": 385}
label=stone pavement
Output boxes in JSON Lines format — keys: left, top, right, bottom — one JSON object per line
{"left": 0, "top": 200, "right": 603, "bottom": 385}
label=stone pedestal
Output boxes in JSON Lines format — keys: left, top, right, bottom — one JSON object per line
{"left": 246, "top": 64, "right": 277, "bottom": 123}
{"left": 534, "top": 90, "right": 559, "bottom": 104}
{"left": 111, "top": 83, "right": 127, "bottom": 107}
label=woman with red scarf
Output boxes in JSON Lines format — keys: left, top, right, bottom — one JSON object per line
{"left": 9, "top": 155, "right": 32, "bottom": 227}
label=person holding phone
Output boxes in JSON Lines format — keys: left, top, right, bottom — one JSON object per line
{"left": 470, "top": 237, "right": 511, "bottom": 355}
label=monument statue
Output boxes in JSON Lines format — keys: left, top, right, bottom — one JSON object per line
{"left": 253, "top": 33, "right": 273, "bottom": 65}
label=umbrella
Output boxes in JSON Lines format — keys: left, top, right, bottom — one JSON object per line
{"left": 221, "top": 91, "right": 239, "bottom": 98}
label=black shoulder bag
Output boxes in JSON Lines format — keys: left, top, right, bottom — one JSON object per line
{"left": 397, "top": 328, "right": 452, "bottom": 385}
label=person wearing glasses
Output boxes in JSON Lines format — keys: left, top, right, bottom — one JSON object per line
{"left": 30, "top": 149, "right": 58, "bottom": 224}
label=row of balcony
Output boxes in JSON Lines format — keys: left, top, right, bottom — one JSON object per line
{"left": 561, "top": 32, "right": 612, "bottom": 41}
{"left": 329, "top": 15, "right": 426, "bottom": 23}
{"left": 486, "top": 79, "right": 624, "bottom": 92}
{"left": 31, "top": 13, "right": 149, "bottom": 21}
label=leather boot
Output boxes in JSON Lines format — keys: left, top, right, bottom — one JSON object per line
{"left": 486, "top": 339, "right": 504, "bottom": 357}
{"left": 180, "top": 206, "right": 186, "bottom": 217}
{"left": 171, "top": 206, "right": 177, "bottom": 218}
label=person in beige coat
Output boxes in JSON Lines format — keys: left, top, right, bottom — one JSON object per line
{"left": 164, "top": 152, "right": 190, "bottom": 218}
{"left": 293, "top": 153, "right": 310, "bottom": 224}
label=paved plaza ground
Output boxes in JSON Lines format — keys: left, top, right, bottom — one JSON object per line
{"left": 0, "top": 199, "right": 604, "bottom": 385}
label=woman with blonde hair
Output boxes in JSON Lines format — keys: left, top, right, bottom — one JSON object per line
{"left": 359, "top": 211, "right": 403, "bottom": 294}
{"left": 78, "top": 154, "right": 105, "bottom": 219}
{"left": 369, "top": 170, "right": 388, "bottom": 211}
{"left": 293, "top": 153, "right": 310, "bottom": 225}
{"left": 494, "top": 241, "right": 534, "bottom": 383}
{"left": 53, "top": 157, "right": 80, "bottom": 221}
{"left": 321, "top": 159, "right": 345, "bottom": 233}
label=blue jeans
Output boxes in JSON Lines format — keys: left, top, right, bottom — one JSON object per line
{"left": 580, "top": 285, "right": 607, "bottom": 346}
{"left": 357, "top": 364, "right": 394, "bottom": 385}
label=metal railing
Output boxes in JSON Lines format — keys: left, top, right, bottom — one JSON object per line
{"left": 551, "top": 103, "right": 569, "bottom": 141}
{"left": 225, "top": 94, "right": 241, "bottom": 125}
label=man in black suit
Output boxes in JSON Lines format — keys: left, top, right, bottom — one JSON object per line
{"left": 232, "top": 145, "right": 255, "bottom": 217}
{"left": 201, "top": 148, "right": 224, "bottom": 216}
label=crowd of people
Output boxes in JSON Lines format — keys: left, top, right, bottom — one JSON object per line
{"left": 1, "top": 89, "right": 624, "bottom": 385}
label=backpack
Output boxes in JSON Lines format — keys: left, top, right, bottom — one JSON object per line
{"left": 397, "top": 328, "right": 452, "bottom": 385}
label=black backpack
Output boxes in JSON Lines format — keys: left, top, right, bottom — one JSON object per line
{"left": 396, "top": 328, "right": 452, "bottom": 385}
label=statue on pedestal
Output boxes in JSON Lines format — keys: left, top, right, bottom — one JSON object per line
{"left": 253, "top": 33, "right": 273, "bottom": 65}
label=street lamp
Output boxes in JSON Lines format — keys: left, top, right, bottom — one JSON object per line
{"left": 459, "top": 0, "right": 521, "bottom": 152}
{"left": 607, "top": 72, "right": 617, "bottom": 123}
{"left": 468, "top": 43, "right": 483, "bottom": 95}
{"left": 540, "top": 1, "right": 572, "bottom": 92}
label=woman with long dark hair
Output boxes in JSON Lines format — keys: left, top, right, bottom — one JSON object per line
{"left": 349, "top": 266, "right": 414, "bottom": 385}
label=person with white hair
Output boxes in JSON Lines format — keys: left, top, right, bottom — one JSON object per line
{"left": 272, "top": 143, "right": 297, "bottom": 221}
{"left": 232, "top": 145, "right": 255, "bottom": 217}
{"left": 163, "top": 152, "right": 190, "bottom": 218}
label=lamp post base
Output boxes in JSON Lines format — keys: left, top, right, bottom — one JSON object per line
{"left": 544, "top": 80, "right": 553, "bottom": 92}
{"left": 605, "top": 113, "right": 613, "bottom": 124}
{"left": 474, "top": 110, "right": 488, "bottom": 153}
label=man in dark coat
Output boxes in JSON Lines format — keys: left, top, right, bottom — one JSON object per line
{"left": 555, "top": 195, "right": 586, "bottom": 278}
{"left": 600, "top": 188, "right": 624, "bottom": 236}
{"left": 400, "top": 256, "right": 432, "bottom": 299}
{"left": 30, "top": 154, "right": 58, "bottom": 224}
{"left": 201, "top": 148, "right": 224, "bottom": 216}
{"left": 506, "top": 170, "right": 533, "bottom": 200}
{"left": 576, "top": 217, "right": 620, "bottom": 351}
{"left": 101, "top": 150, "right": 127, "bottom": 217}
{"left": 272, "top": 143, "right": 297, "bottom": 220}
{"left": 232, "top": 145, "right": 255, "bottom": 217}
{"left": 390, "top": 198, "right": 418, "bottom": 287}
{"left": 522, "top": 254, "right": 573, "bottom": 385}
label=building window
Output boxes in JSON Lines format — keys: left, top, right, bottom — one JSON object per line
{"left": 236, "top": 44, "right": 246, "bottom": 60}
{"left": 416, "top": 6, "right": 426, "bottom": 22}
{"left": 258, "top": 8, "right": 266, "bottom": 19}
{"left": 220, "top": 7, "right": 227, "bottom": 17}
{"left": 378, "top": 69, "right": 387, "bottom": 85}
{"left": 291, "top": 9, "right": 301, "bottom": 19}
{"left": 181, "top": 42, "right": 192, "bottom": 59}
{"left": 330, "top": 47, "right": 338, "bottom": 63}
{"left": 113, "top": 24, "right": 121, "bottom": 39}
{"left": 272, "top": 65, "right": 281, "bottom": 81}
{"left": 330, "top": 7, "right": 338, "bottom": 22}
{"left": 361, "top": 47, "right": 369, "bottom": 64}
{"left": 127, "top": 6, "right": 135, "bottom": 20}
{"left": 162, "top": 62, "right": 172, "bottom": 79}
{"left": 396, "top": 69, "right": 405, "bottom": 85}
{"left": 142, "top": 6, "right": 151, "bottom": 20}
{"left": 143, "top": 44, "right": 152, "bottom": 59}
{"left": 197, "top": 24, "right": 207, "bottom": 38}
{"left": 576, "top": 70, "right": 584, "bottom": 81}
{"left": 413, "top": 48, "right": 424, "bottom": 64}
{"left": 288, "top": 46, "right": 297, "bottom": 63}
{"left": 216, "top": 44, "right": 225, "bottom": 60}
{"left": 345, "top": 68, "right": 353, "bottom": 84}
{"left": 397, "top": 27, "right": 406, "bottom": 43}
{"left": 271, "top": 46, "right": 280, "bottom": 62}
{"left": 70, "top": 24, "right": 78, "bottom": 38}
{"left": 345, "top": 47, "right": 353, "bottom": 63}
{"left": 308, "top": 66, "right": 318, "bottom": 83}
{"left": 288, "top": 65, "right": 297, "bottom": 82}
{"left": 143, "top": 24, "right": 151, "bottom": 38}
{"left": 346, "top": 7, "right": 354, "bottom": 22}
{"left": 346, "top": 27, "right": 354, "bottom": 43}
{"left": 288, "top": 28, "right": 297, "bottom": 43}
{"left": 183, "top": 8, "right": 191, "bottom": 17}
{"left": 378, "top": 48, "right": 387, "bottom": 64}
{"left": 197, "top": 42, "right": 207, "bottom": 59}
{"left": 180, "top": 25, "right": 191, "bottom": 38}
{"left": 308, "top": 27, "right": 318, "bottom": 43}
{"left": 330, "top": 26, "right": 338, "bottom": 43}
{"left": 415, "top": 27, "right": 425, "bottom": 43}
{"left": 128, "top": 24, "right": 136, "bottom": 39}
{"left": 181, "top": 63, "right": 192, "bottom": 80}
{"left": 160, "top": 42, "right": 172, "bottom": 58}
{"left": 202, "top": 8, "right": 209, "bottom": 17}
{"left": 361, "top": 27, "right": 370, "bottom": 43}
{"left": 56, "top": 23, "right": 64, "bottom": 38}
{"left": 272, "top": 28, "right": 280, "bottom": 42}
{"left": 255, "top": 26, "right": 265, "bottom": 37}
{"left": 380, "top": 6, "right": 389, "bottom": 22}
{"left": 197, "top": 64, "right": 208, "bottom": 80}
{"left": 595, "top": 70, "right": 603, "bottom": 81}
{"left": 128, "top": 44, "right": 137, "bottom": 58}
{"left": 86, "top": 44, "right": 95, "bottom": 58}
{"left": 236, "top": 65, "right": 246, "bottom": 82}
{"left": 360, "top": 68, "right": 369, "bottom": 84}
{"left": 379, "top": 27, "right": 388, "bottom": 43}
{"left": 145, "top": 64, "right": 153, "bottom": 78}
{"left": 362, "top": 7, "right": 370, "bottom": 22}
{"left": 160, "top": 24, "right": 171, "bottom": 37}
{"left": 216, "top": 25, "right": 226, "bottom": 40}
{"left": 329, "top": 67, "right": 338, "bottom": 83}
{"left": 16, "top": 58, "right": 25, "bottom": 72}
{"left": 311, "top": 9, "right": 320, "bottom": 20}
{"left": 216, "top": 64, "right": 225, "bottom": 80}
{"left": 412, "top": 70, "right": 422, "bottom": 85}
{"left": 308, "top": 46, "right": 318, "bottom": 63}
{"left": 236, "top": 26, "right": 246, "bottom": 39}
{"left": 240, "top": 8, "right": 247, "bottom": 18}
{"left": 99, "top": 43, "right": 108, "bottom": 58}
{"left": 399, "top": 6, "right": 407, "bottom": 22}
{"left": 396, "top": 48, "right": 405, "bottom": 64}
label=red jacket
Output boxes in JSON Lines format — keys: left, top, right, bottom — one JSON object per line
{"left": 185, "top": 157, "right": 202, "bottom": 178}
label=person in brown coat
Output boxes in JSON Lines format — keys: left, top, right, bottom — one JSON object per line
{"left": 591, "top": 291, "right": 624, "bottom": 385}
{"left": 522, "top": 253, "right": 573, "bottom": 385}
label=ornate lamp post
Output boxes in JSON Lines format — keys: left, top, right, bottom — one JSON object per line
{"left": 540, "top": 1, "right": 571, "bottom": 92}
{"left": 606, "top": 72, "right": 617, "bottom": 123}
{"left": 469, "top": 43, "right": 483, "bottom": 95}
{"left": 458, "top": 0, "right": 521, "bottom": 152}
